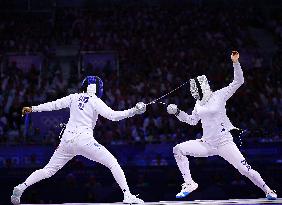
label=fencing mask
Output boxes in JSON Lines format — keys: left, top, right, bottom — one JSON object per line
{"left": 190, "top": 75, "right": 212, "bottom": 104}
{"left": 81, "top": 76, "right": 104, "bottom": 98}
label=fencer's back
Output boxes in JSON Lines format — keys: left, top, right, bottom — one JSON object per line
{"left": 66, "top": 93, "right": 99, "bottom": 131}
{"left": 32, "top": 91, "right": 133, "bottom": 141}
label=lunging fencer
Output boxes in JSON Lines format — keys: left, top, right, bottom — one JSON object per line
{"left": 11, "top": 76, "right": 146, "bottom": 204}
{"left": 167, "top": 51, "right": 277, "bottom": 200}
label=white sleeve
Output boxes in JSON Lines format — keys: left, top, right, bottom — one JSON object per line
{"left": 32, "top": 95, "right": 73, "bottom": 112}
{"left": 94, "top": 98, "right": 136, "bottom": 121}
{"left": 217, "top": 62, "right": 244, "bottom": 101}
{"left": 176, "top": 106, "right": 200, "bottom": 126}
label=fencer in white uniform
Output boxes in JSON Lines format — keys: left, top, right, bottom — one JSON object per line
{"left": 11, "top": 76, "right": 146, "bottom": 204}
{"left": 167, "top": 51, "right": 277, "bottom": 200}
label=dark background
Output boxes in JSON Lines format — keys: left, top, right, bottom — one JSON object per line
{"left": 0, "top": 0, "right": 281, "bottom": 204}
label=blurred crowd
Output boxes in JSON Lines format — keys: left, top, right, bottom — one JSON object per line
{"left": 0, "top": 12, "right": 53, "bottom": 55}
{"left": 0, "top": 2, "right": 281, "bottom": 145}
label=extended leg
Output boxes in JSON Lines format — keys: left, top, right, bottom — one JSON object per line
{"left": 218, "top": 142, "right": 277, "bottom": 199}
{"left": 77, "top": 140, "right": 143, "bottom": 203}
{"left": 11, "top": 143, "right": 74, "bottom": 205}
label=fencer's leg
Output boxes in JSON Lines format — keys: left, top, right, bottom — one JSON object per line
{"left": 79, "top": 141, "right": 129, "bottom": 192}
{"left": 11, "top": 144, "right": 74, "bottom": 205}
{"left": 173, "top": 139, "right": 211, "bottom": 184}
{"left": 173, "top": 139, "right": 212, "bottom": 198}
{"left": 218, "top": 142, "right": 277, "bottom": 199}
{"left": 78, "top": 140, "right": 144, "bottom": 203}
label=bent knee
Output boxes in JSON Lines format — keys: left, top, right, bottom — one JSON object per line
{"left": 173, "top": 144, "right": 182, "bottom": 155}
{"left": 173, "top": 144, "right": 185, "bottom": 159}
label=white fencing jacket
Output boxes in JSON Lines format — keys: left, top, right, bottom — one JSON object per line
{"left": 32, "top": 94, "right": 135, "bottom": 140}
{"left": 177, "top": 62, "right": 244, "bottom": 145}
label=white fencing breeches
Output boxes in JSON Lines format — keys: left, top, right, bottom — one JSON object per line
{"left": 22, "top": 130, "right": 129, "bottom": 193}
{"left": 173, "top": 139, "right": 269, "bottom": 192}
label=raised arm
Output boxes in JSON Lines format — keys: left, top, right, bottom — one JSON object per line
{"left": 218, "top": 51, "right": 244, "bottom": 101}
{"left": 94, "top": 98, "right": 146, "bottom": 121}
{"left": 167, "top": 104, "right": 199, "bottom": 125}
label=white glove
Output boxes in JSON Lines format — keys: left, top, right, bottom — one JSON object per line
{"left": 167, "top": 104, "right": 179, "bottom": 115}
{"left": 134, "top": 102, "right": 146, "bottom": 114}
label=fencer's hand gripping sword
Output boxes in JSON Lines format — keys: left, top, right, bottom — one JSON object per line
{"left": 145, "top": 80, "right": 190, "bottom": 106}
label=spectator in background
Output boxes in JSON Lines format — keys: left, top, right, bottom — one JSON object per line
{"left": 0, "top": 3, "right": 280, "bottom": 146}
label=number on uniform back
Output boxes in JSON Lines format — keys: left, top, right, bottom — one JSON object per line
{"left": 78, "top": 96, "right": 89, "bottom": 110}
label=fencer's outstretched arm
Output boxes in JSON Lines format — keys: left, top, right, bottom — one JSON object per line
{"left": 32, "top": 95, "right": 73, "bottom": 112}
{"left": 218, "top": 51, "right": 244, "bottom": 101}
{"left": 95, "top": 98, "right": 146, "bottom": 121}
{"left": 167, "top": 104, "right": 199, "bottom": 125}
